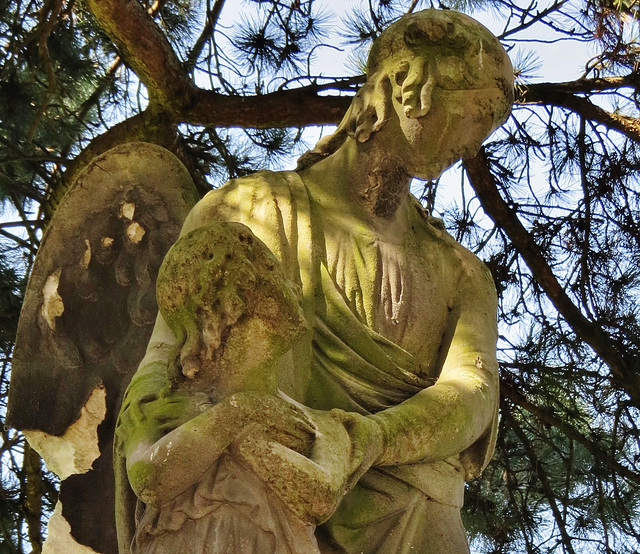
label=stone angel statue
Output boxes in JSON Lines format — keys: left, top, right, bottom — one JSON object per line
{"left": 7, "top": 9, "right": 514, "bottom": 554}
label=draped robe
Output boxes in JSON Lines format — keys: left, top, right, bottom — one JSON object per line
{"left": 117, "top": 169, "right": 499, "bottom": 553}
{"left": 182, "top": 170, "right": 498, "bottom": 551}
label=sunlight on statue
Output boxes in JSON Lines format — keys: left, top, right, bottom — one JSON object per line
{"left": 4, "top": 7, "right": 514, "bottom": 553}
{"left": 115, "top": 9, "right": 513, "bottom": 553}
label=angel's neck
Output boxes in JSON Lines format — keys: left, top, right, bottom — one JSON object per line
{"left": 299, "top": 135, "right": 412, "bottom": 222}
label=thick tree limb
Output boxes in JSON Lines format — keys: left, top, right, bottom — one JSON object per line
{"left": 85, "top": 0, "right": 351, "bottom": 125}
{"left": 75, "top": 0, "right": 169, "bottom": 122}
{"left": 464, "top": 149, "right": 640, "bottom": 407}
{"left": 86, "top": 0, "right": 350, "bottom": 126}
{"left": 86, "top": 0, "right": 194, "bottom": 108}
{"left": 521, "top": 74, "right": 639, "bottom": 96}
{"left": 184, "top": 87, "right": 350, "bottom": 128}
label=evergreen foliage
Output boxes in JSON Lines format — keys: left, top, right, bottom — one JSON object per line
{"left": 0, "top": 0, "right": 638, "bottom": 551}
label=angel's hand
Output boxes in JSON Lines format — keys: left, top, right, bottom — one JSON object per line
{"left": 230, "top": 410, "right": 352, "bottom": 524}
{"left": 225, "top": 391, "right": 315, "bottom": 456}
{"left": 329, "top": 409, "right": 384, "bottom": 490}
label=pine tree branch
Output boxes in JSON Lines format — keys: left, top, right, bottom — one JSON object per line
{"left": 74, "top": 57, "right": 123, "bottom": 128}
{"left": 86, "top": 0, "right": 195, "bottom": 109}
{"left": 506, "top": 404, "right": 578, "bottom": 554}
{"left": 501, "top": 375, "right": 640, "bottom": 486}
{"left": 85, "top": 0, "right": 351, "bottom": 126}
{"left": 184, "top": 86, "right": 350, "bottom": 127}
{"left": 498, "top": 431, "right": 537, "bottom": 551}
{"left": 26, "top": 0, "right": 65, "bottom": 143}
{"left": 0, "top": 228, "right": 37, "bottom": 251}
{"left": 86, "top": 0, "right": 640, "bottom": 136}
{"left": 184, "top": 0, "right": 226, "bottom": 73}
{"left": 521, "top": 74, "right": 639, "bottom": 96}
{"left": 77, "top": 0, "right": 169, "bottom": 121}
{"left": 499, "top": 0, "right": 567, "bottom": 40}
{"left": 518, "top": 78, "right": 640, "bottom": 144}
{"left": 464, "top": 149, "right": 640, "bottom": 407}
{"left": 546, "top": 96, "right": 639, "bottom": 143}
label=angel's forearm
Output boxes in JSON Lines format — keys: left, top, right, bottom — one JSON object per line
{"left": 371, "top": 364, "right": 497, "bottom": 466}
{"left": 371, "top": 262, "right": 499, "bottom": 467}
{"left": 127, "top": 399, "right": 249, "bottom": 505}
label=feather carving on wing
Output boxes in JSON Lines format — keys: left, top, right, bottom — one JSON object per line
{"left": 7, "top": 142, "right": 199, "bottom": 553}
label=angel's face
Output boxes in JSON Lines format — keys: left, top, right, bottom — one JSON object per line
{"left": 361, "top": 11, "right": 513, "bottom": 179}
{"left": 383, "top": 50, "right": 509, "bottom": 180}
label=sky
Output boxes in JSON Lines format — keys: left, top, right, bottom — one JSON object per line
{"left": 3, "top": 3, "right": 627, "bottom": 550}
{"left": 213, "top": 0, "right": 597, "bottom": 213}
{"left": 3, "top": 1, "right": 601, "bottom": 244}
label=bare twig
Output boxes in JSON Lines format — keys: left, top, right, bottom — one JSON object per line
{"left": 505, "top": 403, "right": 578, "bottom": 554}
{"left": 501, "top": 375, "right": 640, "bottom": 486}
{"left": 185, "top": 0, "right": 227, "bottom": 72}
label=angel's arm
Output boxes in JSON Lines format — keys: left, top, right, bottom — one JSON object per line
{"left": 370, "top": 255, "right": 499, "bottom": 468}
{"left": 231, "top": 410, "right": 351, "bottom": 525}
{"left": 285, "top": 255, "right": 499, "bottom": 493}
{"left": 125, "top": 390, "right": 313, "bottom": 506}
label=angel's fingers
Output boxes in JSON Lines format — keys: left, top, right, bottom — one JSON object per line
{"left": 291, "top": 414, "right": 316, "bottom": 434}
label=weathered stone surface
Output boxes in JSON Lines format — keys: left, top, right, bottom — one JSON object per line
{"left": 116, "top": 222, "right": 351, "bottom": 552}
{"left": 42, "top": 502, "right": 100, "bottom": 554}
{"left": 24, "top": 384, "right": 106, "bottom": 481}
{"left": 116, "top": 9, "right": 513, "bottom": 554}
{"left": 8, "top": 8, "right": 514, "bottom": 554}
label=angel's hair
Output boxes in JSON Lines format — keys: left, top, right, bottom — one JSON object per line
{"left": 296, "top": 9, "right": 514, "bottom": 171}
{"left": 156, "top": 221, "right": 305, "bottom": 381}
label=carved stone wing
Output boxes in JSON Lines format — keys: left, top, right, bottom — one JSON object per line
{"left": 6, "top": 142, "right": 198, "bottom": 553}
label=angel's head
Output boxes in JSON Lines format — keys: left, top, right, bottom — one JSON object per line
{"left": 156, "top": 222, "right": 306, "bottom": 395}
{"left": 297, "top": 9, "right": 514, "bottom": 179}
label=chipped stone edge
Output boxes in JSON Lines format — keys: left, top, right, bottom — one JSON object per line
{"left": 24, "top": 384, "right": 107, "bottom": 481}
{"left": 42, "top": 501, "right": 100, "bottom": 554}
{"left": 41, "top": 268, "right": 64, "bottom": 331}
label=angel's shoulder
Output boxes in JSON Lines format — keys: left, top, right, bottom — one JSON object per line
{"left": 408, "top": 197, "right": 495, "bottom": 299}
{"left": 183, "top": 170, "right": 298, "bottom": 233}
